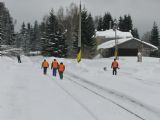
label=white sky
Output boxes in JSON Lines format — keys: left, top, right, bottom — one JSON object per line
{"left": 1, "top": 0, "right": 160, "bottom": 37}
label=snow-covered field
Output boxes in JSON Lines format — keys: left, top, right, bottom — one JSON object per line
{"left": 0, "top": 56, "right": 160, "bottom": 120}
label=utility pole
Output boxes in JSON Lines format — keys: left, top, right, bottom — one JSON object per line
{"left": 113, "top": 19, "right": 118, "bottom": 59}
{"left": 77, "top": 1, "right": 81, "bottom": 63}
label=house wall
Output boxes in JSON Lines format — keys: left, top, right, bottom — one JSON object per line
{"left": 118, "top": 39, "right": 155, "bottom": 56}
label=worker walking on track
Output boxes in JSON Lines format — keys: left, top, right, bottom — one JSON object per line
{"left": 41, "top": 59, "right": 49, "bottom": 75}
{"left": 58, "top": 62, "right": 65, "bottom": 79}
{"left": 51, "top": 59, "right": 59, "bottom": 76}
{"left": 111, "top": 58, "right": 119, "bottom": 75}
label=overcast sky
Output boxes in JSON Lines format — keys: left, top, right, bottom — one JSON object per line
{"left": 1, "top": 0, "right": 160, "bottom": 37}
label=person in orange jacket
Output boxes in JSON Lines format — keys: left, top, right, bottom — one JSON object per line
{"left": 51, "top": 59, "right": 59, "bottom": 76}
{"left": 41, "top": 59, "right": 49, "bottom": 75}
{"left": 58, "top": 62, "right": 65, "bottom": 79}
{"left": 111, "top": 58, "right": 119, "bottom": 75}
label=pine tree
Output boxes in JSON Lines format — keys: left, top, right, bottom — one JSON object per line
{"left": 118, "top": 16, "right": 125, "bottom": 31}
{"left": 0, "top": 10, "right": 3, "bottom": 45}
{"left": 19, "top": 22, "right": 30, "bottom": 53}
{"left": 32, "top": 21, "right": 40, "bottom": 51}
{"left": 86, "top": 14, "right": 97, "bottom": 57}
{"left": 150, "top": 22, "right": 159, "bottom": 46}
{"left": 150, "top": 22, "right": 159, "bottom": 57}
{"left": 102, "top": 12, "right": 113, "bottom": 30}
{"left": 127, "top": 15, "right": 133, "bottom": 32}
{"left": 47, "top": 9, "right": 58, "bottom": 34}
{"left": 40, "top": 31, "right": 48, "bottom": 56}
{"left": 27, "top": 23, "right": 32, "bottom": 51}
{"left": 44, "top": 9, "right": 59, "bottom": 56}
{"left": 57, "top": 32, "right": 68, "bottom": 57}
{"left": 97, "top": 17, "right": 103, "bottom": 31}
{"left": 40, "top": 9, "right": 68, "bottom": 57}
{"left": 119, "top": 15, "right": 133, "bottom": 32}
{"left": 132, "top": 28, "right": 139, "bottom": 39}
{"left": 81, "top": 9, "right": 97, "bottom": 58}
{"left": 81, "top": 9, "right": 88, "bottom": 46}
{"left": 0, "top": 2, "right": 15, "bottom": 46}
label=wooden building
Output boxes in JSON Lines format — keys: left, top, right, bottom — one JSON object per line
{"left": 97, "top": 37, "right": 158, "bottom": 57}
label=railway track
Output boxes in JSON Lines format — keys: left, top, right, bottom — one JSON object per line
{"left": 65, "top": 71, "right": 160, "bottom": 120}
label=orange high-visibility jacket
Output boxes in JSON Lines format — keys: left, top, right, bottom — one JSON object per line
{"left": 111, "top": 61, "right": 119, "bottom": 68}
{"left": 58, "top": 64, "right": 65, "bottom": 72}
{"left": 42, "top": 61, "right": 49, "bottom": 68}
{"left": 51, "top": 61, "right": 59, "bottom": 69}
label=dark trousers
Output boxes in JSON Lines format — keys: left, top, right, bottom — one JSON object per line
{"left": 17, "top": 56, "right": 21, "bottom": 63}
{"left": 18, "top": 59, "right": 21, "bottom": 63}
{"left": 59, "top": 72, "right": 63, "bottom": 79}
{"left": 113, "top": 68, "right": 117, "bottom": 75}
{"left": 43, "top": 67, "right": 47, "bottom": 75}
{"left": 52, "top": 68, "right": 57, "bottom": 76}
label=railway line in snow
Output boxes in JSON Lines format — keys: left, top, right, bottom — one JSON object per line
{"left": 47, "top": 75, "right": 99, "bottom": 120}
{"left": 64, "top": 71, "right": 160, "bottom": 120}
{"left": 47, "top": 74, "right": 145, "bottom": 120}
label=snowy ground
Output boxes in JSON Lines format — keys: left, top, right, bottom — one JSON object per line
{"left": 0, "top": 55, "right": 160, "bottom": 120}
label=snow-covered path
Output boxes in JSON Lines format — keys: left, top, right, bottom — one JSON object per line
{"left": 0, "top": 57, "right": 99, "bottom": 120}
{"left": 0, "top": 56, "right": 160, "bottom": 120}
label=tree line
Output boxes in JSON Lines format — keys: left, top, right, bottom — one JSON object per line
{"left": 0, "top": 2, "right": 159, "bottom": 58}
{"left": 0, "top": 2, "right": 15, "bottom": 46}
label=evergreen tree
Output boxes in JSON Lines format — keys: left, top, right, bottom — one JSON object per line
{"left": 126, "top": 15, "right": 133, "bottom": 32}
{"left": 40, "top": 19, "right": 50, "bottom": 56}
{"left": 72, "top": 24, "right": 78, "bottom": 57}
{"left": 57, "top": 31, "right": 68, "bottom": 57}
{"left": 81, "top": 9, "right": 97, "bottom": 58}
{"left": 0, "top": 10, "right": 3, "bottom": 45}
{"left": 40, "top": 31, "right": 48, "bottom": 56}
{"left": 97, "top": 17, "right": 103, "bottom": 31}
{"left": 119, "top": 14, "right": 133, "bottom": 32}
{"left": 19, "top": 22, "right": 30, "bottom": 53}
{"left": 118, "top": 16, "right": 125, "bottom": 31}
{"left": 27, "top": 23, "right": 32, "bottom": 51}
{"left": 43, "top": 9, "right": 59, "bottom": 56}
{"left": 40, "top": 9, "right": 68, "bottom": 57}
{"left": 47, "top": 9, "right": 58, "bottom": 34}
{"left": 150, "top": 22, "right": 159, "bottom": 57}
{"left": 86, "top": 14, "right": 97, "bottom": 57}
{"left": 132, "top": 28, "right": 139, "bottom": 39}
{"left": 150, "top": 22, "right": 159, "bottom": 46}
{"left": 32, "top": 21, "right": 40, "bottom": 51}
{"left": 123, "top": 15, "right": 128, "bottom": 32}
{"left": 0, "top": 2, "right": 15, "bottom": 46}
{"left": 81, "top": 9, "right": 88, "bottom": 46}
{"left": 102, "top": 12, "right": 113, "bottom": 30}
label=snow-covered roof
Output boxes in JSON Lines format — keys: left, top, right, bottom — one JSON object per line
{"left": 97, "top": 37, "right": 158, "bottom": 50}
{"left": 96, "top": 29, "right": 133, "bottom": 39}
